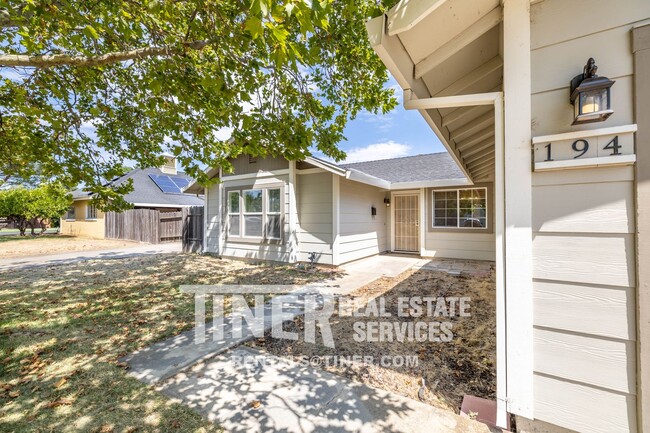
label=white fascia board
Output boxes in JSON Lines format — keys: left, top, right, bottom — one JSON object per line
{"left": 131, "top": 203, "right": 197, "bottom": 208}
{"left": 389, "top": 178, "right": 471, "bottom": 190}
{"left": 345, "top": 169, "right": 391, "bottom": 189}
{"left": 183, "top": 166, "right": 219, "bottom": 194}
{"left": 386, "top": 0, "right": 448, "bottom": 36}
{"left": 303, "top": 157, "right": 347, "bottom": 176}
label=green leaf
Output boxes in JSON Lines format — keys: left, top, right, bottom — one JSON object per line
{"left": 83, "top": 25, "right": 99, "bottom": 40}
{"left": 244, "top": 16, "right": 263, "bottom": 39}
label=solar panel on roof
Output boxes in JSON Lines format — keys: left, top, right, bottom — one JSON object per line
{"left": 170, "top": 176, "right": 190, "bottom": 189}
{"left": 148, "top": 174, "right": 182, "bottom": 194}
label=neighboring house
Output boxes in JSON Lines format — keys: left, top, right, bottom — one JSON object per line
{"left": 61, "top": 156, "right": 203, "bottom": 239}
{"left": 362, "top": 1, "right": 649, "bottom": 433}
{"left": 185, "top": 152, "right": 493, "bottom": 265}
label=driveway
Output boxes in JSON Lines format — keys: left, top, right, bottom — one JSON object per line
{"left": 0, "top": 241, "right": 181, "bottom": 271}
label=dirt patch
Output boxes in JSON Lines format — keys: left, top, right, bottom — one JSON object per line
{"left": 247, "top": 267, "right": 496, "bottom": 413}
{"left": 0, "top": 234, "right": 139, "bottom": 258}
{"left": 0, "top": 254, "right": 337, "bottom": 432}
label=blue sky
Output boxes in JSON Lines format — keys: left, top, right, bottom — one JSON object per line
{"left": 316, "top": 76, "right": 446, "bottom": 163}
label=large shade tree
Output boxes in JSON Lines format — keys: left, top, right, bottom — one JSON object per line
{"left": 0, "top": 0, "right": 397, "bottom": 210}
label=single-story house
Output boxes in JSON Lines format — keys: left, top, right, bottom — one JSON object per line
{"left": 189, "top": 1, "right": 650, "bottom": 432}
{"left": 61, "top": 155, "right": 203, "bottom": 239}
{"left": 185, "top": 151, "right": 494, "bottom": 265}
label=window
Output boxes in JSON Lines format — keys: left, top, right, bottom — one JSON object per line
{"left": 266, "top": 188, "right": 282, "bottom": 239}
{"left": 86, "top": 204, "right": 97, "bottom": 220}
{"left": 243, "top": 189, "right": 263, "bottom": 237}
{"left": 433, "top": 188, "right": 486, "bottom": 229}
{"left": 227, "top": 187, "right": 282, "bottom": 241}
{"left": 65, "top": 206, "right": 76, "bottom": 221}
{"left": 228, "top": 191, "right": 241, "bottom": 236}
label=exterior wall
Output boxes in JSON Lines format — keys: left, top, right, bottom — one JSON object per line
{"left": 296, "top": 171, "right": 334, "bottom": 265}
{"left": 60, "top": 200, "right": 105, "bottom": 239}
{"left": 228, "top": 154, "right": 288, "bottom": 175}
{"left": 217, "top": 174, "right": 292, "bottom": 262}
{"left": 423, "top": 183, "right": 496, "bottom": 261}
{"left": 529, "top": 2, "right": 645, "bottom": 431}
{"left": 338, "top": 178, "right": 388, "bottom": 264}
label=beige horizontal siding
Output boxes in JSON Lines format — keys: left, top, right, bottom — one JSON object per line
{"left": 338, "top": 178, "right": 388, "bottom": 264}
{"left": 226, "top": 154, "right": 288, "bottom": 176}
{"left": 532, "top": 181, "right": 635, "bottom": 234}
{"left": 534, "top": 374, "right": 637, "bottom": 433}
{"left": 532, "top": 233, "right": 635, "bottom": 288}
{"left": 534, "top": 281, "right": 635, "bottom": 340}
{"left": 531, "top": 0, "right": 650, "bottom": 50}
{"left": 532, "top": 75, "right": 634, "bottom": 136}
{"left": 297, "top": 172, "right": 333, "bottom": 265}
{"left": 534, "top": 328, "right": 636, "bottom": 394}
{"left": 424, "top": 231, "right": 495, "bottom": 261}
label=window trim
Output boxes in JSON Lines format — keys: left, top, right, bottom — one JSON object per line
{"left": 227, "top": 190, "right": 241, "bottom": 237}
{"left": 224, "top": 185, "right": 284, "bottom": 244}
{"left": 242, "top": 188, "right": 264, "bottom": 239}
{"left": 265, "top": 187, "right": 282, "bottom": 240}
{"left": 85, "top": 204, "right": 97, "bottom": 221}
{"left": 432, "top": 187, "right": 488, "bottom": 230}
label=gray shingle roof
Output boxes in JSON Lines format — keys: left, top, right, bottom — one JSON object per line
{"left": 339, "top": 152, "right": 465, "bottom": 183}
{"left": 71, "top": 167, "right": 204, "bottom": 207}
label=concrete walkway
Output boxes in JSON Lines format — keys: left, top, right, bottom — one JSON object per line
{"left": 0, "top": 242, "right": 181, "bottom": 271}
{"left": 158, "top": 347, "right": 497, "bottom": 433}
{"left": 123, "top": 253, "right": 499, "bottom": 432}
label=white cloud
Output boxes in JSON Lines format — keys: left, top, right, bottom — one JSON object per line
{"left": 341, "top": 141, "right": 412, "bottom": 163}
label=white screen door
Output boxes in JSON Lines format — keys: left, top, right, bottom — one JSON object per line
{"left": 394, "top": 194, "right": 419, "bottom": 252}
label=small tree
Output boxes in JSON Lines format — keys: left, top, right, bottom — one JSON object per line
{"left": 0, "top": 184, "right": 72, "bottom": 236}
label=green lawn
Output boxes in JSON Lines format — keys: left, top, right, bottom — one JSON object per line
{"left": 0, "top": 254, "right": 334, "bottom": 432}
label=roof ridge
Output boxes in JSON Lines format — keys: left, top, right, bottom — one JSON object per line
{"left": 341, "top": 151, "right": 448, "bottom": 166}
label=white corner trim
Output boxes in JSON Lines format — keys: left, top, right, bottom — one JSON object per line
{"left": 203, "top": 187, "right": 208, "bottom": 253}
{"left": 288, "top": 161, "right": 299, "bottom": 263}
{"left": 502, "top": 0, "right": 534, "bottom": 420}
{"left": 531, "top": 124, "right": 638, "bottom": 145}
{"left": 332, "top": 175, "right": 340, "bottom": 265}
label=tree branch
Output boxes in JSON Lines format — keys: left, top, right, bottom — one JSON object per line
{"left": 0, "top": 40, "right": 211, "bottom": 67}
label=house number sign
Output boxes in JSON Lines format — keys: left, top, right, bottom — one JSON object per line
{"left": 532, "top": 124, "right": 637, "bottom": 171}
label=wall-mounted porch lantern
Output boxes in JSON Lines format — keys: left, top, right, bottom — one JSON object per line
{"left": 384, "top": 197, "right": 390, "bottom": 207}
{"left": 570, "top": 58, "right": 615, "bottom": 125}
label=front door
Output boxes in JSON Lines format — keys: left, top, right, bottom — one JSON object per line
{"left": 393, "top": 194, "right": 419, "bottom": 252}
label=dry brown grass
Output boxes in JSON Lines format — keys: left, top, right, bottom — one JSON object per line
{"left": 0, "top": 254, "right": 335, "bottom": 433}
{"left": 0, "top": 235, "right": 139, "bottom": 259}
{"left": 248, "top": 267, "right": 496, "bottom": 413}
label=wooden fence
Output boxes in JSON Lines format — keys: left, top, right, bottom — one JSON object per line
{"left": 105, "top": 209, "right": 182, "bottom": 244}
{"left": 182, "top": 206, "right": 204, "bottom": 253}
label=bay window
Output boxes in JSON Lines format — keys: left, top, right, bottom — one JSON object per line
{"left": 227, "top": 186, "right": 283, "bottom": 241}
{"left": 433, "top": 188, "right": 487, "bottom": 229}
